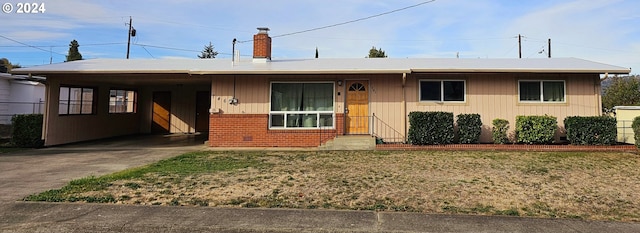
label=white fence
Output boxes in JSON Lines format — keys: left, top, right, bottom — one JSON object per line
{"left": 0, "top": 101, "right": 45, "bottom": 124}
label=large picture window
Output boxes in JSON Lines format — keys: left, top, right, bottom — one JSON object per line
{"left": 59, "top": 86, "right": 96, "bottom": 115}
{"left": 109, "top": 89, "right": 137, "bottom": 113}
{"left": 270, "top": 82, "right": 334, "bottom": 129}
{"left": 419, "top": 80, "right": 465, "bottom": 102}
{"left": 519, "top": 80, "right": 565, "bottom": 102}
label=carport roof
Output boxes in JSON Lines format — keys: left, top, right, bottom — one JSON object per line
{"left": 12, "top": 57, "right": 631, "bottom": 76}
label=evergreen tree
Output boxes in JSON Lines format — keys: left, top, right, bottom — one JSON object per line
{"left": 198, "top": 42, "right": 218, "bottom": 59}
{"left": 602, "top": 75, "right": 640, "bottom": 112}
{"left": 367, "top": 46, "right": 387, "bottom": 58}
{"left": 66, "top": 40, "right": 83, "bottom": 61}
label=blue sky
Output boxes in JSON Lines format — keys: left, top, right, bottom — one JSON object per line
{"left": 1, "top": 0, "right": 638, "bottom": 73}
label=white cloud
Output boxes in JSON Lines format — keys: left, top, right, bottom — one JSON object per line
{"left": 2, "top": 0, "right": 639, "bottom": 72}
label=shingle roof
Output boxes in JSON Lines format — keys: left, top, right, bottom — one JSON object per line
{"left": 12, "top": 57, "right": 631, "bottom": 75}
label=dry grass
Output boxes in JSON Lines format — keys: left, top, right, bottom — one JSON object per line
{"left": 39, "top": 150, "right": 640, "bottom": 221}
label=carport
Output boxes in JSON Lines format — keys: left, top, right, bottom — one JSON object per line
{"left": 13, "top": 61, "right": 212, "bottom": 146}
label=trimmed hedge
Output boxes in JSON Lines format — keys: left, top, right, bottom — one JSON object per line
{"left": 11, "top": 114, "right": 44, "bottom": 148}
{"left": 564, "top": 116, "right": 616, "bottom": 145}
{"left": 515, "top": 115, "right": 557, "bottom": 144}
{"left": 408, "top": 111, "right": 454, "bottom": 145}
{"left": 633, "top": 116, "right": 640, "bottom": 149}
{"left": 456, "top": 114, "right": 482, "bottom": 144}
{"left": 492, "top": 118, "right": 510, "bottom": 144}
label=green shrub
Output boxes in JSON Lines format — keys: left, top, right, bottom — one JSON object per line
{"left": 515, "top": 115, "right": 557, "bottom": 144}
{"left": 564, "top": 116, "right": 616, "bottom": 145}
{"left": 408, "top": 111, "right": 454, "bottom": 145}
{"left": 10, "top": 114, "right": 44, "bottom": 148}
{"left": 633, "top": 116, "right": 640, "bottom": 149}
{"left": 492, "top": 118, "right": 510, "bottom": 144}
{"left": 456, "top": 114, "right": 482, "bottom": 144}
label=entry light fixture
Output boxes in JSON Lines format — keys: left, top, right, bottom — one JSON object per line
{"left": 337, "top": 80, "right": 343, "bottom": 86}
{"left": 229, "top": 97, "right": 238, "bottom": 105}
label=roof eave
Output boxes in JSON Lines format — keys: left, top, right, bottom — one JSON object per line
{"left": 11, "top": 70, "right": 192, "bottom": 75}
{"left": 410, "top": 68, "right": 632, "bottom": 74}
{"left": 189, "top": 69, "right": 410, "bottom": 75}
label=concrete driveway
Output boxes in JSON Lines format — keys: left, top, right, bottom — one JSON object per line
{"left": 0, "top": 134, "right": 206, "bottom": 202}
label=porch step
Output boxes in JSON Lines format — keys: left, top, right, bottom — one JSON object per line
{"left": 319, "top": 135, "right": 376, "bottom": 151}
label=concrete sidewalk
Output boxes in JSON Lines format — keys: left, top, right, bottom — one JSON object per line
{"left": 2, "top": 134, "right": 640, "bottom": 232}
{"left": 2, "top": 202, "right": 640, "bottom": 233}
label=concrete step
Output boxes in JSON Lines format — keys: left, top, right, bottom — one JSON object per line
{"left": 319, "top": 135, "right": 376, "bottom": 150}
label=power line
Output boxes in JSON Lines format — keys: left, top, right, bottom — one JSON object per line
{"left": 131, "top": 43, "right": 238, "bottom": 56}
{"left": 133, "top": 16, "right": 253, "bottom": 33}
{"left": 238, "top": 0, "right": 437, "bottom": 43}
{"left": 0, "top": 35, "right": 66, "bottom": 56}
{"left": 0, "top": 42, "right": 125, "bottom": 48}
{"left": 132, "top": 43, "right": 200, "bottom": 52}
{"left": 140, "top": 46, "right": 155, "bottom": 58}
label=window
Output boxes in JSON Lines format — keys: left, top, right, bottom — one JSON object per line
{"left": 419, "top": 80, "right": 465, "bottom": 102}
{"left": 109, "top": 89, "right": 137, "bottom": 113}
{"left": 270, "top": 82, "right": 334, "bottom": 129}
{"left": 519, "top": 81, "right": 565, "bottom": 102}
{"left": 59, "top": 86, "right": 96, "bottom": 115}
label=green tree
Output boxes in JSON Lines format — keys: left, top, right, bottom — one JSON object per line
{"left": 198, "top": 42, "right": 218, "bottom": 59}
{"left": 602, "top": 75, "right": 640, "bottom": 112}
{"left": 66, "top": 40, "right": 83, "bottom": 61}
{"left": 367, "top": 46, "right": 387, "bottom": 58}
{"left": 0, "top": 58, "right": 12, "bottom": 73}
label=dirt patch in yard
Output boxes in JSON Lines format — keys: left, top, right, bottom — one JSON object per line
{"left": 33, "top": 150, "right": 640, "bottom": 221}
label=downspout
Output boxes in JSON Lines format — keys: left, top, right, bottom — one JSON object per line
{"left": 42, "top": 74, "right": 52, "bottom": 146}
{"left": 402, "top": 73, "right": 407, "bottom": 142}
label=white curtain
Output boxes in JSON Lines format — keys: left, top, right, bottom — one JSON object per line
{"left": 543, "top": 81, "right": 564, "bottom": 102}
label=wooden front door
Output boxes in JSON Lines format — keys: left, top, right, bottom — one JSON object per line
{"left": 195, "top": 91, "right": 210, "bottom": 132}
{"left": 152, "top": 91, "right": 171, "bottom": 134}
{"left": 346, "top": 80, "right": 369, "bottom": 134}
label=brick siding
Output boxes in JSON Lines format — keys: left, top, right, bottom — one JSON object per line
{"left": 209, "top": 114, "right": 344, "bottom": 147}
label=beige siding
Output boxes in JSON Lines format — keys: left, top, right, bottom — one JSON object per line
{"left": 404, "top": 73, "right": 601, "bottom": 142}
{"left": 369, "top": 74, "right": 406, "bottom": 142}
{"left": 211, "top": 75, "right": 269, "bottom": 114}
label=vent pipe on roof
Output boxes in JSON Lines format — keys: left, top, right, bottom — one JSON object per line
{"left": 253, "top": 27, "right": 271, "bottom": 63}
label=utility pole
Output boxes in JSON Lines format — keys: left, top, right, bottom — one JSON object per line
{"left": 548, "top": 38, "right": 551, "bottom": 58}
{"left": 518, "top": 34, "right": 522, "bottom": 59}
{"left": 126, "top": 16, "right": 136, "bottom": 59}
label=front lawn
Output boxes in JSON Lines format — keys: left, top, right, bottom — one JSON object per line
{"left": 24, "top": 150, "right": 640, "bottom": 221}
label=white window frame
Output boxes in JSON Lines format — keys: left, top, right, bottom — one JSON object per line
{"left": 269, "top": 81, "right": 335, "bottom": 129}
{"left": 109, "top": 89, "right": 137, "bottom": 114}
{"left": 418, "top": 79, "right": 466, "bottom": 102}
{"left": 518, "top": 80, "right": 566, "bottom": 103}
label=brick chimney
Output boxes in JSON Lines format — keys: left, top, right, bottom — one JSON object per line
{"left": 253, "top": 27, "right": 271, "bottom": 62}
